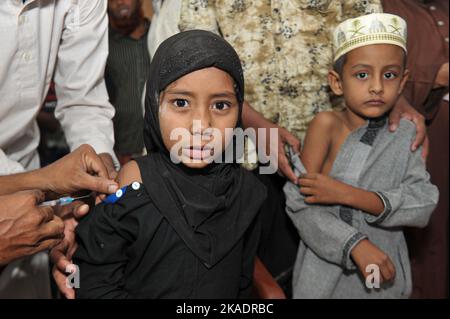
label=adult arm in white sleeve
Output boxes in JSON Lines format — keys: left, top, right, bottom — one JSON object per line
{"left": 54, "top": 0, "right": 118, "bottom": 167}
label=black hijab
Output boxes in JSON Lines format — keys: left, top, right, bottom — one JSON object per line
{"left": 135, "top": 30, "right": 266, "bottom": 268}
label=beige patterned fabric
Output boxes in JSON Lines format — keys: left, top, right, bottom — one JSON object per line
{"left": 179, "top": 0, "right": 382, "bottom": 140}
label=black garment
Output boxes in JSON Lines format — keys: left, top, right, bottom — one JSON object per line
{"left": 105, "top": 21, "right": 150, "bottom": 156}
{"left": 254, "top": 172, "right": 299, "bottom": 298}
{"left": 74, "top": 30, "right": 267, "bottom": 298}
{"left": 74, "top": 178, "right": 262, "bottom": 298}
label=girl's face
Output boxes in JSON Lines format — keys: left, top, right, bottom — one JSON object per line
{"left": 159, "top": 67, "right": 239, "bottom": 169}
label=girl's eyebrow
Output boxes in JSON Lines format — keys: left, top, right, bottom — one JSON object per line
{"left": 209, "top": 92, "right": 236, "bottom": 99}
{"left": 164, "top": 90, "right": 195, "bottom": 97}
{"left": 164, "top": 90, "right": 236, "bottom": 99}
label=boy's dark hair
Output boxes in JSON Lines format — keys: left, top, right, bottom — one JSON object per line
{"left": 333, "top": 54, "right": 347, "bottom": 78}
{"left": 332, "top": 50, "right": 407, "bottom": 78}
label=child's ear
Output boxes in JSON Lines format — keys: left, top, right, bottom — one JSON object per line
{"left": 398, "top": 69, "right": 410, "bottom": 95}
{"left": 328, "top": 70, "right": 344, "bottom": 96}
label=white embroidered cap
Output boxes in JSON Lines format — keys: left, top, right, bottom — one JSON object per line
{"left": 333, "top": 13, "right": 407, "bottom": 62}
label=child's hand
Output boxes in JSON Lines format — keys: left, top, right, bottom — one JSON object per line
{"left": 298, "top": 173, "right": 351, "bottom": 205}
{"left": 351, "top": 239, "right": 396, "bottom": 285}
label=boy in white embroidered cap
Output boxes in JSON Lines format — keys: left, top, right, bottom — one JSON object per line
{"left": 284, "top": 13, "right": 439, "bottom": 298}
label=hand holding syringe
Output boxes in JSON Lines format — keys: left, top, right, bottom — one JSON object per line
{"left": 286, "top": 145, "right": 307, "bottom": 177}
{"left": 39, "top": 193, "right": 93, "bottom": 207}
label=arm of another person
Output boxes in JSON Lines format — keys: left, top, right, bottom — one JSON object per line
{"left": 53, "top": 0, "right": 118, "bottom": 174}
{"left": 0, "top": 145, "right": 118, "bottom": 196}
{"left": 242, "top": 101, "right": 301, "bottom": 183}
{"left": 0, "top": 191, "right": 64, "bottom": 266}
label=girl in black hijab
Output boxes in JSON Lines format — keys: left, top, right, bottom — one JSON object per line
{"left": 73, "top": 30, "right": 267, "bottom": 298}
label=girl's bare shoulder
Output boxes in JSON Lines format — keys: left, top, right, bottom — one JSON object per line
{"left": 115, "top": 160, "right": 143, "bottom": 188}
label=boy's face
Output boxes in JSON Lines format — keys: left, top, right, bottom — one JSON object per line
{"left": 329, "top": 44, "right": 409, "bottom": 119}
{"left": 159, "top": 67, "right": 239, "bottom": 169}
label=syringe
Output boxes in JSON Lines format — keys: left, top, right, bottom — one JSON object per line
{"left": 39, "top": 193, "right": 93, "bottom": 207}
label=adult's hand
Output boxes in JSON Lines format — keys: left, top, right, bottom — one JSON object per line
{"left": 50, "top": 201, "right": 88, "bottom": 299}
{"left": 0, "top": 190, "right": 64, "bottom": 266}
{"left": 241, "top": 102, "right": 301, "bottom": 184}
{"left": 0, "top": 145, "right": 119, "bottom": 197}
{"left": 389, "top": 96, "right": 428, "bottom": 160}
{"left": 40, "top": 144, "right": 119, "bottom": 195}
{"left": 275, "top": 127, "right": 301, "bottom": 184}
{"left": 98, "top": 152, "right": 118, "bottom": 180}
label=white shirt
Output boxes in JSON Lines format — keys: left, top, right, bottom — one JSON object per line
{"left": 0, "top": 0, "right": 115, "bottom": 298}
{"left": 147, "top": 0, "right": 181, "bottom": 58}
{"left": 0, "top": 0, "right": 116, "bottom": 175}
